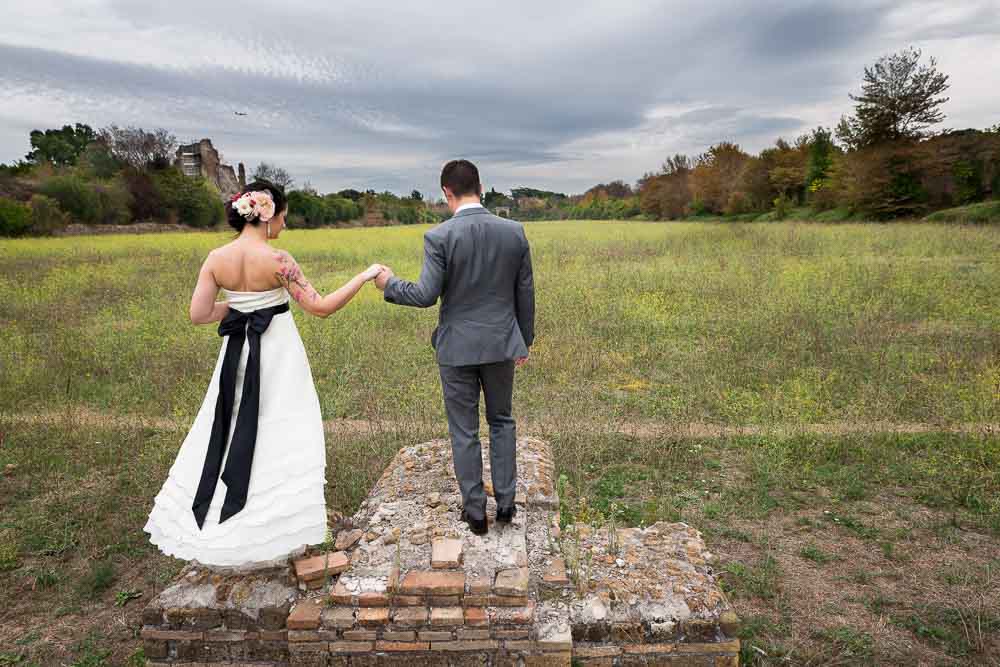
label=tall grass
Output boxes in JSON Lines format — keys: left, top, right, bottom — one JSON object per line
{"left": 1, "top": 222, "right": 998, "bottom": 427}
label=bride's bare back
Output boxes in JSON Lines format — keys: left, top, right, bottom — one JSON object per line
{"left": 209, "top": 238, "right": 285, "bottom": 292}
{"left": 188, "top": 235, "right": 384, "bottom": 325}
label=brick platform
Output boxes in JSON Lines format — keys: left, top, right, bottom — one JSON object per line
{"left": 143, "top": 438, "right": 739, "bottom": 666}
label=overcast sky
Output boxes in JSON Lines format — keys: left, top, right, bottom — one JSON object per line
{"left": 2, "top": 1, "right": 998, "bottom": 196}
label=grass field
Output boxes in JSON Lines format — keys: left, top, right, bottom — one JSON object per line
{"left": 1, "top": 220, "right": 999, "bottom": 665}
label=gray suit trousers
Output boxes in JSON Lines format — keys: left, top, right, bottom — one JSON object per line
{"left": 439, "top": 360, "right": 517, "bottom": 521}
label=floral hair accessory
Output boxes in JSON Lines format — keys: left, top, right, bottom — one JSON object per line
{"left": 231, "top": 190, "right": 276, "bottom": 222}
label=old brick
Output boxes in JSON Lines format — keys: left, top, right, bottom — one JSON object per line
{"left": 391, "top": 607, "right": 428, "bottom": 627}
{"left": 358, "top": 607, "right": 391, "bottom": 626}
{"left": 574, "top": 646, "right": 622, "bottom": 658}
{"left": 358, "top": 591, "right": 391, "bottom": 607}
{"left": 376, "top": 641, "right": 431, "bottom": 651}
{"left": 288, "top": 598, "right": 324, "bottom": 630}
{"left": 466, "top": 573, "right": 492, "bottom": 595}
{"left": 399, "top": 570, "right": 465, "bottom": 596}
{"left": 611, "top": 622, "right": 643, "bottom": 643}
{"left": 289, "top": 629, "right": 323, "bottom": 642}
{"left": 142, "top": 606, "right": 164, "bottom": 626}
{"left": 431, "top": 640, "right": 498, "bottom": 651}
{"left": 329, "top": 640, "right": 375, "bottom": 653}
{"left": 322, "top": 606, "right": 355, "bottom": 629}
{"left": 524, "top": 653, "right": 571, "bottom": 666}
{"left": 462, "top": 594, "right": 489, "bottom": 607}
{"left": 196, "top": 641, "right": 231, "bottom": 661}
{"left": 542, "top": 558, "right": 570, "bottom": 586}
{"left": 335, "top": 528, "right": 364, "bottom": 550}
{"left": 427, "top": 594, "right": 462, "bottom": 606}
{"left": 623, "top": 643, "right": 676, "bottom": 655}
{"left": 492, "top": 628, "right": 531, "bottom": 639}
{"left": 224, "top": 608, "right": 258, "bottom": 630}
{"left": 493, "top": 568, "right": 529, "bottom": 596}
{"left": 305, "top": 577, "right": 327, "bottom": 591}
{"left": 165, "top": 606, "right": 222, "bottom": 630}
{"left": 288, "top": 639, "right": 328, "bottom": 653}
{"left": 139, "top": 627, "right": 203, "bottom": 641}
{"left": 683, "top": 619, "right": 720, "bottom": 641}
{"left": 715, "top": 657, "right": 739, "bottom": 667}
{"left": 391, "top": 594, "right": 424, "bottom": 606}
{"left": 456, "top": 628, "right": 491, "bottom": 640}
{"left": 431, "top": 538, "right": 463, "bottom": 569}
{"left": 416, "top": 630, "right": 452, "bottom": 641}
{"left": 430, "top": 607, "right": 464, "bottom": 626}
{"left": 259, "top": 629, "right": 289, "bottom": 641}
{"left": 205, "top": 629, "right": 246, "bottom": 641}
{"left": 142, "top": 639, "right": 168, "bottom": 659}
{"left": 295, "top": 551, "right": 351, "bottom": 582}
{"left": 330, "top": 582, "right": 354, "bottom": 605}
{"left": 260, "top": 603, "right": 291, "bottom": 630}
{"left": 490, "top": 594, "right": 530, "bottom": 607}
{"left": 510, "top": 601, "right": 536, "bottom": 625}
{"left": 464, "top": 607, "right": 488, "bottom": 626}
{"left": 676, "top": 641, "right": 740, "bottom": 654}
{"left": 343, "top": 629, "right": 378, "bottom": 640}
{"left": 384, "top": 630, "right": 417, "bottom": 641}
{"left": 246, "top": 638, "right": 291, "bottom": 661}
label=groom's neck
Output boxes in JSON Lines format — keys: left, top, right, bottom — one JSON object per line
{"left": 450, "top": 195, "right": 481, "bottom": 213}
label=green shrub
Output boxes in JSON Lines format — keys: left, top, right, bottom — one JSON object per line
{"left": 952, "top": 159, "right": 983, "bottom": 205}
{"left": 39, "top": 175, "right": 102, "bottom": 223}
{"left": 93, "top": 178, "right": 133, "bottom": 225}
{"left": 772, "top": 194, "right": 792, "bottom": 220}
{"left": 286, "top": 190, "right": 363, "bottom": 227}
{"left": 0, "top": 197, "right": 32, "bottom": 236}
{"left": 924, "top": 200, "right": 1000, "bottom": 223}
{"left": 29, "top": 194, "right": 70, "bottom": 235}
{"left": 76, "top": 143, "right": 120, "bottom": 179}
{"left": 153, "top": 168, "right": 224, "bottom": 228}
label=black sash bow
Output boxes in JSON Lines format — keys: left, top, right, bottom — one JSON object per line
{"left": 192, "top": 302, "right": 289, "bottom": 529}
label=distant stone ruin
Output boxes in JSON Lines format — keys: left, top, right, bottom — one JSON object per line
{"left": 175, "top": 139, "right": 243, "bottom": 200}
{"left": 141, "top": 438, "right": 739, "bottom": 665}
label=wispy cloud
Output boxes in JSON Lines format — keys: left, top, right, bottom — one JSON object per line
{"left": 1, "top": 0, "right": 997, "bottom": 195}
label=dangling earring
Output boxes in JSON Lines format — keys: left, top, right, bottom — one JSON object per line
{"left": 266, "top": 221, "right": 271, "bottom": 239}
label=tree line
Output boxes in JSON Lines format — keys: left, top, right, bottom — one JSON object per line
{"left": 0, "top": 123, "right": 444, "bottom": 236}
{"left": 489, "top": 48, "right": 999, "bottom": 223}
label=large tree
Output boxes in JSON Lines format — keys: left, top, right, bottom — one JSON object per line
{"left": 689, "top": 142, "right": 749, "bottom": 213}
{"left": 836, "top": 47, "right": 950, "bottom": 149}
{"left": 98, "top": 125, "right": 177, "bottom": 169}
{"left": 252, "top": 162, "right": 294, "bottom": 190}
{"left": 25, "top": 123, "right": 97, "bottom": 166}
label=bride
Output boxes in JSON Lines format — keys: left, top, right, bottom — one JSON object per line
{"left": 144, "top": 180, "right": 383, "bottom": 568}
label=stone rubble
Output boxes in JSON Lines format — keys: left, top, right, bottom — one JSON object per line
{"left": 142, "top": 437, "right": 739, "bottom": 666}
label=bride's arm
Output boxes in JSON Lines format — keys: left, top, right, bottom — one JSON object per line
{"left": 190, "top": 253, "right": 230, "bottom": 324}
{"left": 274, "top": 251, "right": 381, "bottom": 318}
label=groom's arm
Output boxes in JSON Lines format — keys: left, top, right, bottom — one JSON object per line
{"left": 384, "top": 234, "right": 445, "bottom": 308}
{"left": 515, "top": 235, "right": 535, "bottom": 348}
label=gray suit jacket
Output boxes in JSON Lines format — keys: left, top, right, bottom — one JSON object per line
{"left": 384, "top": 206, "right": 535, "bottom": 367}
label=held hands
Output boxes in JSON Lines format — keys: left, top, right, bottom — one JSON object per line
{"left": 362, "top": 264, "right": 388, "bottom": 282}
{"left": 374, "top": 265, "right": 395, "bottom": 291}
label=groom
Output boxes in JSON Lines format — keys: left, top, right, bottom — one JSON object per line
{"left": 375, "top": 160, "right": 535, "bottom": 535}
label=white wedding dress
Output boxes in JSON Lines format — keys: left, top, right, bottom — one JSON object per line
{"left": 144, "top": 287, "right": 328, "bottom": 567}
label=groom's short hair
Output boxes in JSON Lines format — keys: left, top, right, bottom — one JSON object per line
{"left": 441, "top": 160, "right": 481, "bottom": 197}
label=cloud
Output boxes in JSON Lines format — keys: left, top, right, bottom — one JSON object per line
{"left": 1, "top": 0, "right": 997, "bottom": 195}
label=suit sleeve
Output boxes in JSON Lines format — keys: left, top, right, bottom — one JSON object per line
{"left": 515, "top": 234, "right": 535, "bottom": 348}
{"left": 384, "top": 233, "right": 446, "bottom": 308}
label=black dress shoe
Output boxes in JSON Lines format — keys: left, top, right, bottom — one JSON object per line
{"left": 496, "top": 506, "right": 517, "bottom": 524}
{"left": 460, "top": 509, "right": 488, "bottom": 535}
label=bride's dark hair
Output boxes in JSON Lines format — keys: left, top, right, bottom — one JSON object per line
{"left": 227, "top": 180, "right": 288, "bottom": 232}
